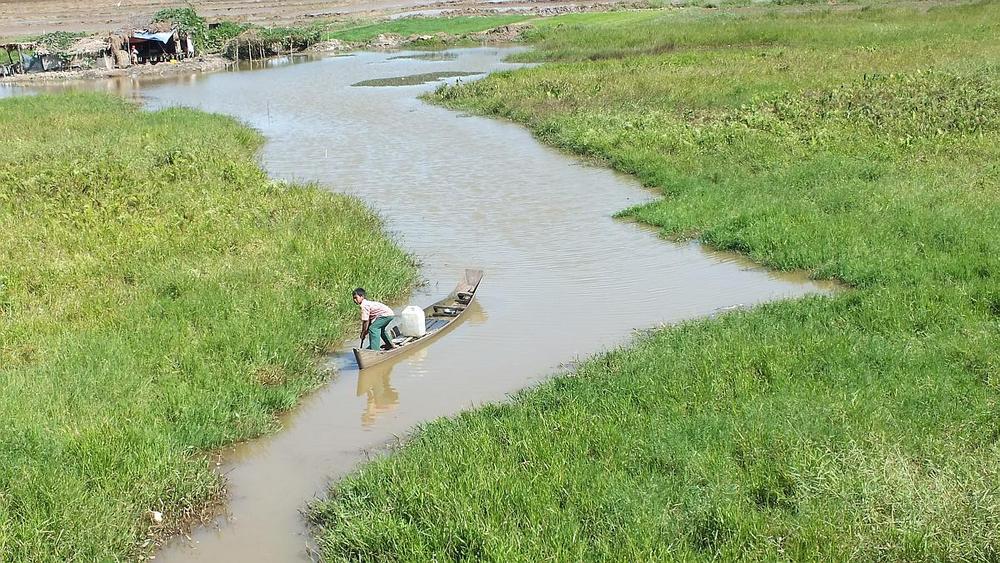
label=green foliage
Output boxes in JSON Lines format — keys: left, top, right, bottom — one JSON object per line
{"left": 220, "top": 24, "right": 323, "bottom": 59}
{"left": 510, "top": 2, "right": 999, "bottom": 66}
{"left": 34, "top": 31, "right": 87, "bottom": 53}
{"left": 152, "top": 7, "right": 207, "bottom": 37}
{"left": 258, "top": 25, "right": 323, "bottom": 49}
{"left": 0, "top": 93, "right": 415, "bottom": 561}
{"left": 324, "top": 15, "right": 533, "bottom": 43}
{"left": 718, "top": 70, "right": 1000, "bottom": 142}
{"left": 148, "top": 7, "right": 321, "bottom": 55}
{"left": 313, "top": 2, "right": 1000, "bottom": 560}
{"left": 204, "top": 21, "right": 251, "bottom": 52}
{"left": 153, "top": 7, "right": 208, "bottom": 50}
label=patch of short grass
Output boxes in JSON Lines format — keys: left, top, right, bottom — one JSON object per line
{"left": 352, "top": 70, "right": 480, "bottom": 87}
{"left": 324, "top": 15, "right": 534, "bottom": 43}
{"left": 312, "top": 2, "right": 1000, "bottom": 560}
{"left": 0, "top": 93, "right": 415, "bottom": 561}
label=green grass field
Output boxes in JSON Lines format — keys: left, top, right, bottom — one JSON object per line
{"left": 312, "top": 2, "right": 1000, "bottom": 560}
{"left": 0, "top": 94, "right": 415, "bottom": 561}
{"left": 323, "top": 15, "right": 534, "bottom": 43}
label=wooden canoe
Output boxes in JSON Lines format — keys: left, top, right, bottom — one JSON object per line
{"left": 353, "top": 269, "right": 484, "bottom": 370}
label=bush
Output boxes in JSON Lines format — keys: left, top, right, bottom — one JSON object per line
{"left": 152, "top": 7, "right": 208, "bottom": 51}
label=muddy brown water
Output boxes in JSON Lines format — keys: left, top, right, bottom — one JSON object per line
{"left": 3, "top": 49, "right": 835, "bottom": 561}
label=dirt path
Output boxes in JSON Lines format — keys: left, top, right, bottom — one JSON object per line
{"left": 0, "top": 0, "right": 609, "bottom": 39}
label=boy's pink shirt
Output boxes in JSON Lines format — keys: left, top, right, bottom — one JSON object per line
{"left": 360, "top": 299, "right": 394, "bottom": 321}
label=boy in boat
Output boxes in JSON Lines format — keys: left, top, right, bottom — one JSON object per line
{"left": 353, "top": 288, "right": 396, "bottom": 351}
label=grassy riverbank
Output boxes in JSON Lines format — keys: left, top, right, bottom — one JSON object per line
{"left": 312, "top": 2, "right": 1000, "bottom": 560}
{"left": 323, "top": 15, "right": 533, "bottom": 43}
{"left": 0, "top": 94, "right": 414, "bottom": 561}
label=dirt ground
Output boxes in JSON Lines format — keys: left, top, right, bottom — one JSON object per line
{"left": 0, "top": 54, "right": 230, "bottom": 84}
{"left": 0, "top": 0, "right": 613, "bottom": 39}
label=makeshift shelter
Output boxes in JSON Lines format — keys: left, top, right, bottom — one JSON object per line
{"left": 109, "top": 34, "right": 131, "bottom": 68}
{"left": 65, "top": 36, "right": 113, "bottom": 70}
{"left": 0, "top": 43, "right": 30, "bottom": 76}
{"left": 126, "top": 22, "right": 194, "bottom": 64}
{"left": 20, "top": 46, "right": 64, "bottom": 73}
{"left": 0, "top": 35, "right": 112, "bottom": 75}
{"left": 0, "top": 19, "right": 196, "bottom": 76}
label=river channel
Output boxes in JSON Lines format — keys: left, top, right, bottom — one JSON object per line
{"left": 5, "top": 48, "right": 834, "bottom": 561}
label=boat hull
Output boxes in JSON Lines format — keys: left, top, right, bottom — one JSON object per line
{"left": 352, "top": 269, "right": 483, "bottom": 369}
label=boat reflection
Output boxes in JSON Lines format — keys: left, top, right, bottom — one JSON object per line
{"left": 353, "top": 300, "right": 488, "bottom": 427}
{"left": 357, "top": 365, "right": 399, "bottom": 427}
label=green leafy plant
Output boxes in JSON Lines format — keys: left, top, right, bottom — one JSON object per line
{"left": 204, "top": 20, "right": 251, "bottom": 52}
{"left": 34, "top": 31, "right": 87, "bottom": 53}
{"left": 152, "top": 6, "right": 208, "bottom": 50}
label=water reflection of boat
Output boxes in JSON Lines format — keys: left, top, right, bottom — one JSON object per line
{"left": 356, "top": 367, "right": 399, "bottom": 427}
{"left": 353, "top": 269, "right": 484, "bottom": 369}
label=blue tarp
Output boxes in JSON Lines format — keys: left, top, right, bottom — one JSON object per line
{"left": 132, "top": 31, "right": 174, "bottom": 44}
{"left": 22, "top": 53, "right": 63, "bottom": 73}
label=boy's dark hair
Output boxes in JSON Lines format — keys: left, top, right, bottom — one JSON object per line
{"left": 352, "top": 288, "right": 367, "bottom": 298}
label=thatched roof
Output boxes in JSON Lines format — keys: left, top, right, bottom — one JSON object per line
{"left": 0, "top": 42, "right": 36, "bottom": 51}
{"left": 146, "top": 21, "right": 176, "bottom": 34}
{"left": 66, "top": 36, "right": 109, "bottom": 56}
{"left": 114, "top": 18, "right": 178, "bottom": 38}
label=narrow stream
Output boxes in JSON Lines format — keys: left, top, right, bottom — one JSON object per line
{"left": 6, "top": 49, "right": 835, "bottom": 561}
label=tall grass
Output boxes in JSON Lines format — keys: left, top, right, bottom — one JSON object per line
{"left": 312, "top": 2, "right": 1000, "bottom": 560}
{"left": 0, "top": 93, "right": 415, "bottom": 561}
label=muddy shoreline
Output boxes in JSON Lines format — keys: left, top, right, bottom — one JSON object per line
{"left": 0, "top": 55, "right": 230, "bottom": 85}
{"left": 0, "top": 18, "right": 530, "bottom": 85}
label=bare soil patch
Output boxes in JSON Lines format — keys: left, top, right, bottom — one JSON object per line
{"left": 0, "top": 0, "right": 618, "bottom": 40}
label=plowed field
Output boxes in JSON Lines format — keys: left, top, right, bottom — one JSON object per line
{"left": 0, "top": 0, "right": 591, "bottom": 39}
